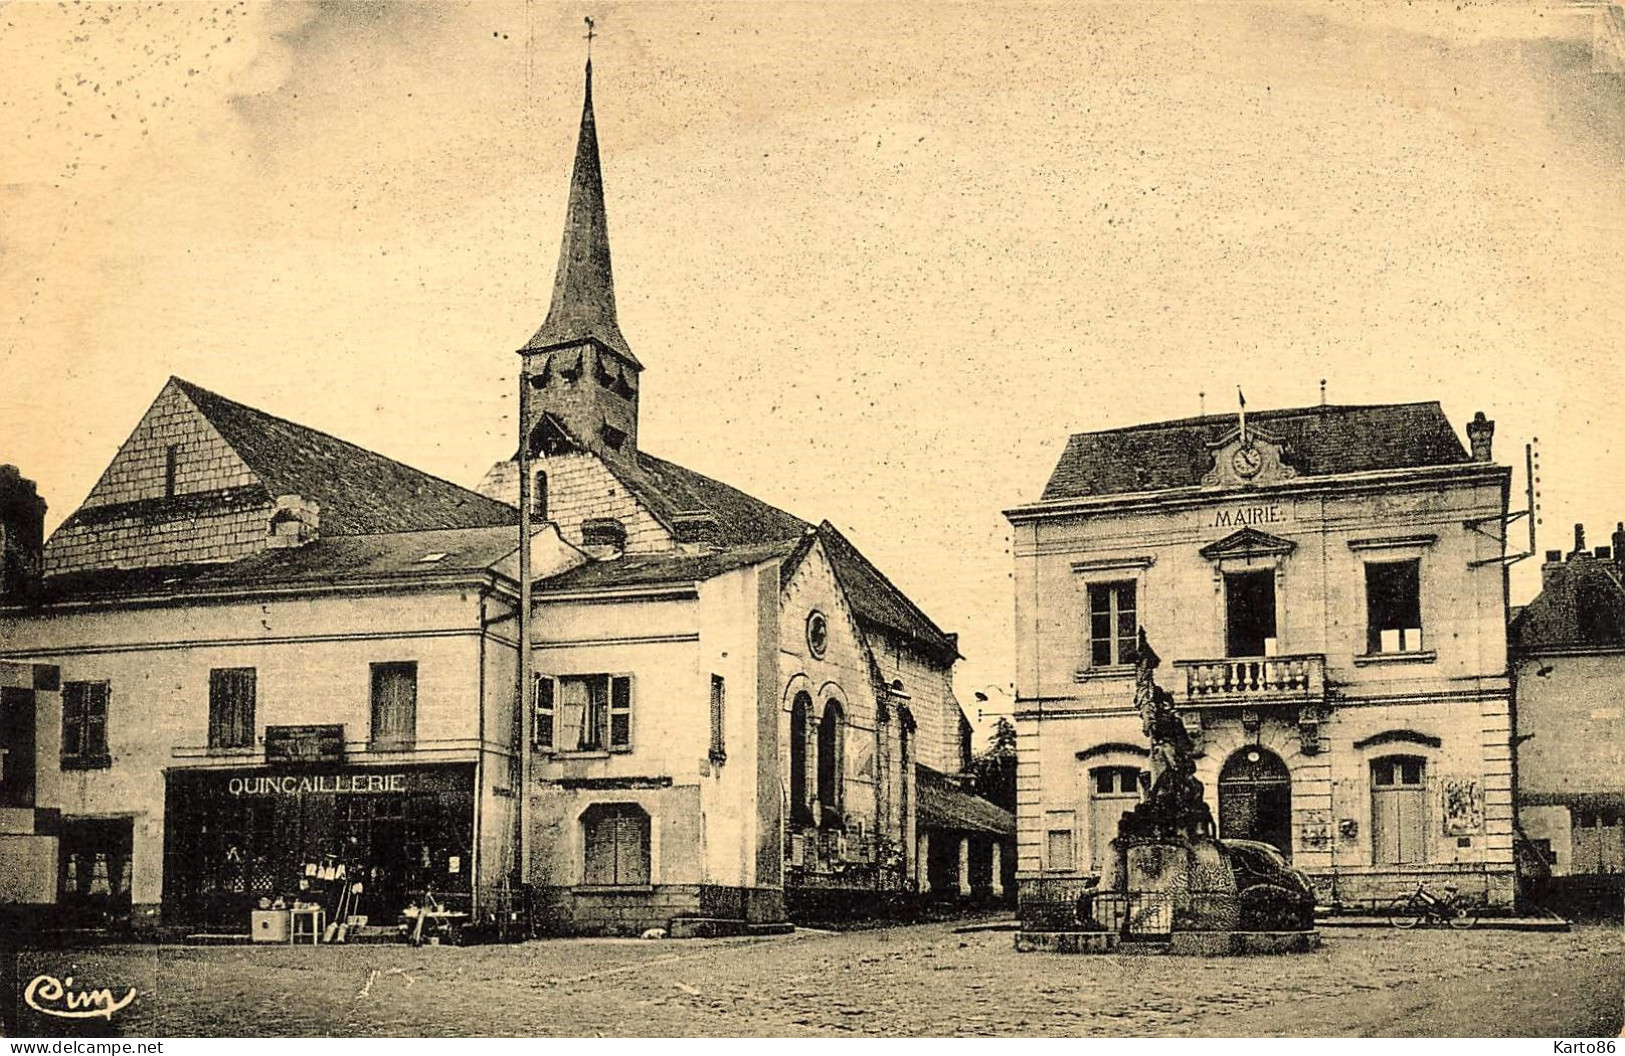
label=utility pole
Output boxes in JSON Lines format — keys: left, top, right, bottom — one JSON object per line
{"left": 517, "top": 371, "right": 533, "bottom": 896}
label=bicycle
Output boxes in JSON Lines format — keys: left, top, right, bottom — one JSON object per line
{"left": 1386, "top": 881, "right": 1481, "bottom": 930}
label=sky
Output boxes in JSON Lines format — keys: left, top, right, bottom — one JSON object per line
{"left": 3, "top": 1, "right": 1623, "bottom": 736}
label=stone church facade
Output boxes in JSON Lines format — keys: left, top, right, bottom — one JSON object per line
{"left": 1006, "top": 404, "right": 1518, "bottom": 913}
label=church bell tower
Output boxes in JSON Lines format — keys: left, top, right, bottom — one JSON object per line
{"left": 519, "top": 57, "right": 641, "bottom": 464}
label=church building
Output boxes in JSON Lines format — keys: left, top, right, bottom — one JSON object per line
{"left": 0, "top": 57, "right": 1001, "bottom": 938}
{"left": 1005, "top": 402, "right": 1518, "bottom": 914}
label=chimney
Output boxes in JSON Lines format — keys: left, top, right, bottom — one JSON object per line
{"left": 1466, "top": 411, "right": 1495, "bottom": 463}
{"left": 1614, "top": 523, "right": 1625, "bottom": 569}
{"left": 1571, "top": 523, "right": 1587, "bottom": 560}
{"left": 0, "top": 465, "right": 47, "bottom": 600}
{"left": 1541, "top": 549, "right": 1565, "bottom": 592}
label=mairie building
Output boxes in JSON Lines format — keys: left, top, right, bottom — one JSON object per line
{"left": 0, "top": 60, "right": 1008, "bottom": 938}
{"left": 1004, "top": 403, "right": 1517, "bottom": 912}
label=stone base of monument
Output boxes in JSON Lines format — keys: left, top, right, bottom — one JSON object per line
{"left": 1016, "top": 836, "right": 1320, "bottom": 956}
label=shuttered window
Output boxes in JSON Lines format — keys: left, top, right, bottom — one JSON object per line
{"left": 544, "top": 674, "right": 633, "bottom": 752}
{"left": 533, "top": 675, "right": 555, "bottom": 749}
{"left": 61, "top": 681, "right": 110, "bottom": 769}
{"left": 582, "top": 803, "right": 651, "bottom": 886}
{"left": 369, "top": 662, "right": 417, "bottom": 749}
{"left": 208, "top": 668, "right": 257, "bottom": 750}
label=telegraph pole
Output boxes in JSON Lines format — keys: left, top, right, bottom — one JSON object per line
{"left": 517, "top": 370, "right": 533, "bottom": 895}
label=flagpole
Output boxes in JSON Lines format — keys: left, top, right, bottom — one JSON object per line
{"left": 1237, "top": 387, "right": 1248, "bottom": 446}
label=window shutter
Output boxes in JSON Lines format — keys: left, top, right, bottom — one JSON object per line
{"left": 85, "top": 682, "right": 108, "bottom": 757}
{"left": 609, "top": 676, "right": 632, "bottom": 750}
{"left": 61, "top": 682, "right": 85, "bottom": 759}
{"left": 708, "top": 675, "right": 726, "bottom": 763}
{"left": 533, "top": 676, "right": 555, "bottom": 749}
{"left": 583, "top": 810, "right": 615, "bottom": 885}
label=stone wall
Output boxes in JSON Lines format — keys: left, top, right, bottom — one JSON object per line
{"left": 45, "top": 381, "right": 272, "bottom": 575}
{"left": 478, "top": 451, "right": 672, "bottom": 556}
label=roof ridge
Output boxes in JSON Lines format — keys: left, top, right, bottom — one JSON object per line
{"left": 172, "top": 376, "right": 515, "bottom": 513}
{"left": 1065, "top": 400, "right": 1447, "bottom": 440}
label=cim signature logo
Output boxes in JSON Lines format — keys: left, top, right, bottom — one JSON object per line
{"left": 23, "top": 974, "right": 137, "bottom": 1021}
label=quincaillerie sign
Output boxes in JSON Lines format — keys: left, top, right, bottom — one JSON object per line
{"left": 228, "top": 773, "right": 408, "bottom": 796}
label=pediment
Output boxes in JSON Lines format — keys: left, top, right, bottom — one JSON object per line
{"left": 1201, "top": 426, "right": 1298, "bottom": 488}
{"left": 1199, "top": 527, "right": 1297, "bottom": 561}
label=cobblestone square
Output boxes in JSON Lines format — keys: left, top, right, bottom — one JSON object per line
{"left": 11, "top": 922, "right": 1621, "bottom": 1037}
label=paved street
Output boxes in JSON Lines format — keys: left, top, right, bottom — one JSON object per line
{"left": 9, "top": 921, "right": 1621, "bottom": 1038}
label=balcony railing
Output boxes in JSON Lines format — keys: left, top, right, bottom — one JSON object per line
{"left": 1172, "top": 654, "right": 1326, "bottom": 705}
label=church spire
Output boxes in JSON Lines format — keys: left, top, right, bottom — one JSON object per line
{"left": 523, "top": 56, "right": 637, "bottom": 365}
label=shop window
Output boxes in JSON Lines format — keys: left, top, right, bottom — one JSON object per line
{"left": 1371, "top": 755, "right": 1428, "bottom": 865}
{"left": 709, "top": 675, "right": 726, "bottom": 765}
{"left": 538, "top": 674, "right": 633, "bottom": 752}
{"left": 61, "top": 680, "right": 110, "bottom": 770}
{"left": 817, "top": 700, "right": 845, "bottom": 827}
{"left": 1087, "top": 581, "right": 1138, "bottom": 667}
{"left": 790, "top": 691, "right": 813, "bottom": 826}
{"left": 208, "top": 668, "right": 257, "bottom": 750}
{"left": 581, "top": 803, "right": 651, "bottom": 886}
{"left": 1366, "top": 560, "right": 1423, "bottom": 653}
{"left": 370, "top": 662, "right": 418, "bottom": 749}
{"left": 1088, "top": 766, "right": 1144, "bottom": 873}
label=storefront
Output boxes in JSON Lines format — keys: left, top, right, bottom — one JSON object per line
{"left": 163, "top": 763, "right": 475, "bottom": 930}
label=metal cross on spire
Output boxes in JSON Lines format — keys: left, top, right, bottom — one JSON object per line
{"left": 584, "top": 15, "right": 596, "bottom": 57}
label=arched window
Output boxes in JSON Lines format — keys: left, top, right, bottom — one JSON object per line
{"left": 1088, "top": 766, "right": 1145, "bottom": 872}
{"left": 790, "top": 692, "right": 813, "bottom": 826}
{"left": 817, "top": 699, "right": 845, "bottom": 827}
{"left": 581, "top": 803, "right": 650, "bottom": 886}
{"left": 1218, "top": 747, "right": 1293, "bottom": 856}
{"left": 1371, "top": 755, "right": 1428, "bottom": 865}
{"left": 532, "top": 470, "right": 549, "bottom": 521}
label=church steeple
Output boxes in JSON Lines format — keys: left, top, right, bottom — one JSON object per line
{"left": 517, "top": 53, "right": 642, "bottom": 465}
{"left": 523, "top": 58, "right": 637, "bottom": 366}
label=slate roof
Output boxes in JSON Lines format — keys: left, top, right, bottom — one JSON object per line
{"left": 522, "top": 60, "right": 637, "bottom": 365}
{"left": 810, "top": 521, "right": 961, "bottom": 663}
{"left": 534, "top": 538, "right": 802, "bottom": 594}
{"left": 582, "top": 447, "right": 958, "bottom": 660}
{"left": 625, "top": 452, "right": 812, "bottom": 548}
{"left": 30, "top": 526, "right": 523, "bottom": 604}
{"left": 916, "top": 764, "right": 1016, "bottom": 837}
{"left": 173, "top": 378, "right": 517, "bottom": 534}
{"left": 1509, "top": 557, "right": 1625, "bottom": 652}
{"left": 1041, "top": 402, "right": 1472, "bottom": 501}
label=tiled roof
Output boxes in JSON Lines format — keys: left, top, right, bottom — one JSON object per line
{"left": 812, "top": 521, "right": 961, "bottom": 662}
{"left": 623, "top": 452, "right": 812, "bottom": 548}
{"left": 173, "top": 379, "right": 517, "bottom": 534}
{"left": 1509, "top": 557, "right": 1625, "bottom": 651}
{"left": 1041, "top": 402, "right": 1472, "bottom": 500}
{"left": 29, "top": 526, "right": 523, "bottom": 604}
{"left": 916, "top": 764, "right": 1015, "bottom": 836}
{"left": 534, "top": 538, "right": 801, "bottom": 594}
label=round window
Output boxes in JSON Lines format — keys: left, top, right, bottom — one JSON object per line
{"left": 806, "top": 610, "right": 829, "bottom": 659}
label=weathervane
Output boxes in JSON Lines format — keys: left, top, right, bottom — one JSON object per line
{"left": 584, "top": 15, "right": 596, "bottom": 57}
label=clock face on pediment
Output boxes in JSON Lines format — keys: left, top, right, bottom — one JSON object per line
{"left": 1203, "top": 428, "right": 1297, "bottom": 488}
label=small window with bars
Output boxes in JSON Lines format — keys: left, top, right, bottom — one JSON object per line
{"left": 709, "top": 674, "right": 726, "bottom": 765}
